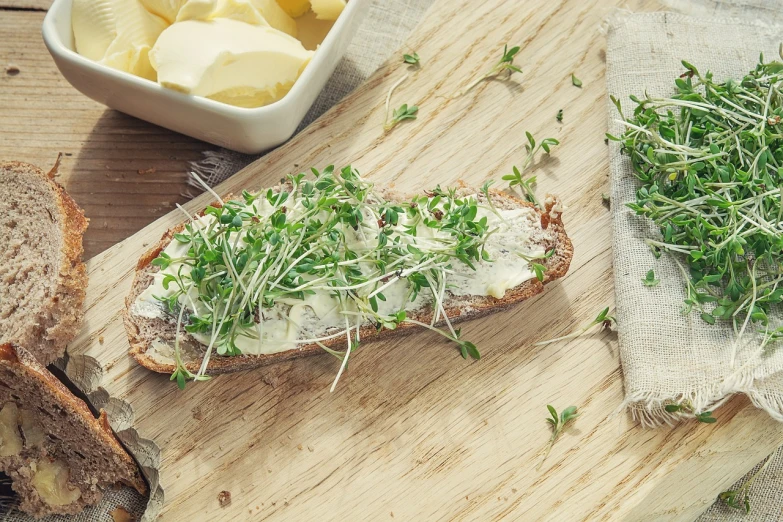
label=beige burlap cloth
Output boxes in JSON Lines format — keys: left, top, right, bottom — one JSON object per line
{"left": 607, "top": 4, "right": 783, "bottom": 520}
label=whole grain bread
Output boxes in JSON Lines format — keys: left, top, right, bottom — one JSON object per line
{"left": 0, "top": 161, "right": 88, "bottom": 366}
{"left": 0, "top": 343, "right": 146, "bottom": 518}
{"left": 124, "top": 188, "right": 573, "bottom": 375}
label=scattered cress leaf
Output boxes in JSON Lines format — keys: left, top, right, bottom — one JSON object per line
{"left": 455, "top": 44, "right": 523, "bottom": 97}
{"left": 403, "top": 51, "right": 420, "bottom": 65}
{"left": 538, "top": 404, "right": 579, "bottom": 470}
{"left": 642, "top": 269, "right": 660, "bottom": 287}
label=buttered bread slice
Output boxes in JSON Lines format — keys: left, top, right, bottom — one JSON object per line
{"left": 124, "top": 167, "right": 573, "bottom": 385}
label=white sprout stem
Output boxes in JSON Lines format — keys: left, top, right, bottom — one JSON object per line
{"left": 189, "top": 171, "right": 225, "bottom": 206}
{"left": 383, "top": 74, "right": 409, "bottom": 128}
{"left": 330, "top": 314, "right": 353, "bottom": 393}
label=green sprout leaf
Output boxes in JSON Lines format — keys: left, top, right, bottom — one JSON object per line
{"left": 403, "top": 52, "right": 420, "bottom": 65}
{"left": 642, "top": 269, "right": 660, "bottom": 287}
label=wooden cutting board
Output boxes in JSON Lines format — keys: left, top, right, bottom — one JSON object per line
{"left": 69, "top": 0, "right": 783, "bottom": 520}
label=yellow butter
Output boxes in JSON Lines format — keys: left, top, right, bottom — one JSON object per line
{"left": 149, "top": 18, "right": 313, "bottom": 107}
{"left": 72, "top": 0, "right": 168, "bottom": 81}
{"left": 276, "top": 0, "right": 310, "bottom": 18}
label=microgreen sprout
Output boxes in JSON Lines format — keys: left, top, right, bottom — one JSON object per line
{"left": 502, "top": 132, "right": 560, "bottom": 207}
{"left": 719, "top": 455, "right": 772, "bottom": 513}
{"left": 536, "top": 307, "right": 616, "bottom": 346}
{"left": 384, "top": 104, "right": 419, "bottom": 132}
{"left": 664, "top": 400, "right": 717, "bottom": 423}
{"left": 642, "top": 269, "right": 660, "bottom": 287}
{"left": 537, "top": 405, "right": 579, "bottom": 470}
{"left": 612, "top": 56, "right": 783, "bottom": 354}
{"left": 455, "top": 44, "right": 522, "bottom": 97}
{"left": 571, "top": 73, "right": 583, "bottom": 88}
{"left": 383, "top": 74, "right": 418, "bottom": 132}
{"left": 403, "top": 52, "right": 420, "bottom": 66}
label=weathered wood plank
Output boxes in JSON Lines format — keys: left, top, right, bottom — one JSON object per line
{"left": 0, "top": 0, "right": 51, "bottom": 10}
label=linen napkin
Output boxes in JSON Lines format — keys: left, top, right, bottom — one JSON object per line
{"left": 606, "top": 5, "right": 783, "bottom": 521}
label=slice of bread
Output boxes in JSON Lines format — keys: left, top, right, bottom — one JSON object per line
{"left": 0, "top": 343, "right": 146, "bottom": 517}
{"left": 124, "top": 187, "right": 573, "bottom": 375}
{"left": 0, "top": 161, "right": 89, "bottom": 366}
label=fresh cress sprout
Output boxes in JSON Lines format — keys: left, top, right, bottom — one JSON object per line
{"left": 502, "top": 132, "right": 560, "bottom": 207}
{"left": 455, "top": 44, "right": 523, "bottom": 97}
{"left": 719, "top": 455, "right": 772, "bottom": 514}
{"left": 610, "top": 54, "right": 783, "bottom": 357}
{"left": 536, "top": 307, "right": 616, "bottom": 346}
{"left": 538, "top": 404, "right": 579, "bottom": 470}
{"left": 385, "top": 104, "right": 419, "bottom": 131}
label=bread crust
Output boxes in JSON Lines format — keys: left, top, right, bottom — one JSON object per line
{"left": 0, "top": 161, "right": 88, "bottom": 366}
{"left": 0, "top": 343, "right": 147, "bottom": 516}
{"left": 124, "top": 188, "right": 573, "bottom": 375}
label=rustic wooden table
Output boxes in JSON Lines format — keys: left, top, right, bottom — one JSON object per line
{"left": 4, "top": 1, "right": 783, "bottom": 521}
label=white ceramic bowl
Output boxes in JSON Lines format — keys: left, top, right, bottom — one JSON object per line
{"left": 42, "top": 0, "right": 370, "bottom": 154}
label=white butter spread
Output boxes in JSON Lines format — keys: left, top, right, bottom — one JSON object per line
{"left": 149, "top": 19, "right": 313, "bottom": 108}
{"left": 132, "top": 193, "right": 548, "bottom": 357}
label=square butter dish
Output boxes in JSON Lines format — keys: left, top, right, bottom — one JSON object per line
{"left": 42, "top": 0, "right": 370, "bottom": 154}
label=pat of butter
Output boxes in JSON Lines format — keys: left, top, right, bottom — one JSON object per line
{"left": 309, "top": 0, "right": 345, "bottom": 20}
{"left": 72, "top": 0, "right": 168, "bottom": 81}
{"left": 276, "top": 0, "right": 310, "bottom": 18}
{"left": 149, "top": 18, "right": 313, "bottom": 108}
{"left": 176, "top": 0, "right": 298, "bottom": 36}
{"left": 139, "top": 0, "right": 189, "bottom": 23}
{"left": 31, "top": 459, "right": 82, "bottom": 507}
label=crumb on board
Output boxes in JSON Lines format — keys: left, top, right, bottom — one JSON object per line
{"left": 6, "top": 64, "right": 19, "bottom": 76}
{"left": 297, "top": 443, "right": 303, "bottom": 451}
{"left": 307, "top": 444, "right": 314, "bottom": 452}
{"left": 218, "top": 490, "right": 232, "bottom": 507}
{"left": 98, "top": 336, "right": 105, "bottom": 345}
{"left": 110, "top": 506, "right": 135, "bottom": 522}
{"left": 138, "top": 167, "right": 157, "bottom": 175}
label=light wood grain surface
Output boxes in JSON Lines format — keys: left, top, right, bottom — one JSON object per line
{"left": 4, "top": 0, "right": 783, "bottom": 521}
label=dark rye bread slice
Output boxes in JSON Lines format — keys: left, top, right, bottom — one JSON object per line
{"left": 124, "top": 188, "right": 573, "bottom": 375}
{"left": 0, "top": 162, "right": 88, "bottom": 366}
{"left": 0, "top": 344, "right": 146, "bottom": 518}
